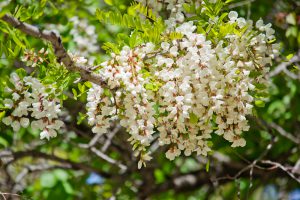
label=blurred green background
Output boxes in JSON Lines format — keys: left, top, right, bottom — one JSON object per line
{"left": 0, "top": 0, "right": 300, "bottom": 199}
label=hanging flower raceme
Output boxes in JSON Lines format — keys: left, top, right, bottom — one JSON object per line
{"left": 0, "top": 1, "right": 280, "bottom": 168}
{"left": 87, "top": 8, "right": 279, "bottom": 167}
{"left": 1, "top": 73, "right": 64, "bottom": 140}
{"left": 70, "top": 16, "right": 99, "bottom": 65}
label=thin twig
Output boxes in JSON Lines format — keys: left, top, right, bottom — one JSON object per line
{"left": 15, "top": 164, "right": 72, "bottom": 183}
{"left": 0, "top": 192, "right": 21, "bottom": 199}
{"left": 268, "top": 122, "right": 300, "bottom": 144}
{"left": 0, "top": 192, "right": 7, "bottom": 200}
{"left": 2, "top": 150, "right": 111, "bottom": 178}
{"left": 261, "top": 160, "right": 300, "bottom": 184}
{"left": 101, "top": 125, "right": 121, "bottom": 152}
{"left": 91, "top": 147, "right": 127, "bottom": 172}
{"left": 268, "top": 50, "right": 300, "bottom": 79}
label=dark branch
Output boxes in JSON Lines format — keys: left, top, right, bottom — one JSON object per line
{"left": 3, "top": 150, "right": 111, "bottom": 178}
{"left": 1, "top": 14, "right": 106, "bottom": 86}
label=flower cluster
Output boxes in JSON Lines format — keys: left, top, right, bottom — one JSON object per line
{"left": 87, "top": 10, "right": 279, "bottom": 165}
{"left": 70, "top": 16, "right": 99, "bottom": 65}
{"left": 87, "top": 43, "right": 157, "bottom": 167}
{"left": 21, "top": 48, "right": 48, "bottom": 67}
{"left": 1, "top": 73, "right": 64, "bottom": 140}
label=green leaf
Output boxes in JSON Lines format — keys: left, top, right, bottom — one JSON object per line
{"left": 77, "top": 112, "right": 87, "bottom": 125}
{"left": 15, "top": 68, "right": 27, "bottom": 78}
{"left": 72, "top": 88, "right": 78, "bottom": 100}
{"left": 254, "top": 83, "right": 267, "bottom": 90}
{"left": 41, "top": 173, "right": 57, "bottom": 188}
{"left": 96, "top": 8, "right": 164, "bottom": 44}
{"left": 9, "top": 30, "right": 26, "bottom": 49}
{"left": 179, "top": 158, "right": 199, "bottom": 173}
{"left": 218, "top": 12, "right": 228, "bottom": 23}
{"left": 0, "top": 111, "right": 5, "bottom": 121}
{"left": 286, "top": 53, "right": 294, "bottom": 60}
{"left": 267, "top": 38, "right": 276, "bottom": 44}
{"left": 152, "top": 103, "right": 160, "bottom": 115}
{"left": 206, "top": 159, "right": 210, "bottom": 172}
{"left": 54, "top": 169, "right": 69, "bottom": 181}
{"left": 189, "top": 112, "right": 199, "bottom": 124}
{"left": 286, "top": 26, "right": 298, "bottom": 38}
{"left": 62, "top": 182, "right": 74, "bottom": 194}
{"left": 104, "top": 88, "right": 112, "bottom": 97}
{"left": 255, "top": 100, "right": 265, "bottom": 107}
{"left": 154, "top": 169, "right": 165, "bottom": 184}
{"left": 207, "top": 141, "right": 213, "bottom": 148}
{"left": 78, "top": 83, "right": 85, "bottom": 93}
{"left": 225, "top": 0, "right": 237, "bottom": 4}
{"left": 104, "top": 0, "right": 113, "bottom": 6}
{"left": 102, "top": 42, "right": 120, "bottom": 53}
{"left": 0, "top": 137, "right": 8, "bottom": 147}
{"left": 84, "top": 81, "right": 92, "bottom": 88}
{"left": 145, "top": 82, "right": 160, "bottom": 91}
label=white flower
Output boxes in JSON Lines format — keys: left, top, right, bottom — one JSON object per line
{"left": 231, "top": 137, "right": 246, "bottom": 147}
{"left": 12, "top": 93, "right": 20, "bottom": 101}
{"left": 20, "top": 118, "right": 30, "bottom": 128}
{"left": 10, "top": 72, "right": 19, "bottom": 83}
{"left": 138, "top": 152, "right": 152, "bottom": 169}
{"left": 3, "top": 99, "right": 13, "bottom": 109}
{"left": 256, "top": 19, "right": 264, "bottom": 29}
{"left": 40, "top": 129, "right": 50, "bottom": 140}
{"left": 11, "top": 121, "right": 20, "bottom": 132}
{"left": 175, "top": 12, "right": 185, "bottom": 22}
{"left": 166, "top": 147, "right": 181, "bottom": 160}
{"left": 70, "top": 17, "right": 99, "bottom": 64}
{"left": 31, "top": 120, "right": 43, "bottom": 130}
{"left": 170, "top": 46, "right": 178, "bottom": 56}
{"left": 228, "top": 11, "right": 238, "bottom": 22}
{"left": 2, "top": 116, "right": 12, "bottom": 126}
{"left": 161, "top": 42, "right": 170, "bottom": 51}
{"left": 237, "top": 18, "right": 246, "bottom": 28}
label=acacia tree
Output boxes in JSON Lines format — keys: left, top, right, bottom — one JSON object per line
{"left": 0, "top": 0, "right": 299, "bottom": 199}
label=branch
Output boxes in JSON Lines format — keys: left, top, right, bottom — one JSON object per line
{"left": 2, "top": 150, "right": 111, "bottom": 178}
{"left": 91, "top": 147, "right": 127, "bottom": 172}
{"left": 268, "top": 122, "right": 300, "bottom": 144}
{"left": 1, "top": 14, "right": 105, "bottom": 86}
{"left": 15, "top": 164, "right": 72, "bottom": 183}
{"left": 11, "top": 163, "right": 73, "bottom": 193}
{"left": 253, "top": 116, "right": 300, "bottom": 145}
{"left": 261, "top": 160, "right": 300, "bottom": 184}
{"left": 101, "top": 125, "right": 121, "bottom": 152}
{"left": 268, "top": 50, "right": 300, "bottom": 79}
{"left": 0, "top": 192, "right": 20, "bottom": 200}
{"left": 76, "top": 124, "right": 127, "bottom": 172}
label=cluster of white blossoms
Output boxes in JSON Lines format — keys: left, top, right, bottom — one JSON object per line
{"left": 86, "top": 9, "right": 279, "bottom": 165}
{"left": 70, "top": 16, "right": 99, "bottom": 65}
{"left": 87, "top": 43, "right": 157, "bottom": 167}
{"left": 21, "top": 48, "right": 48, "bottom": 67}
{"left": 2, "top": 73, "right": 64, "bottom": 140}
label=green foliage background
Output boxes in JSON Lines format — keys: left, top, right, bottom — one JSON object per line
{"left": 0, "top": 0, "right": 299, "bottom": 199}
